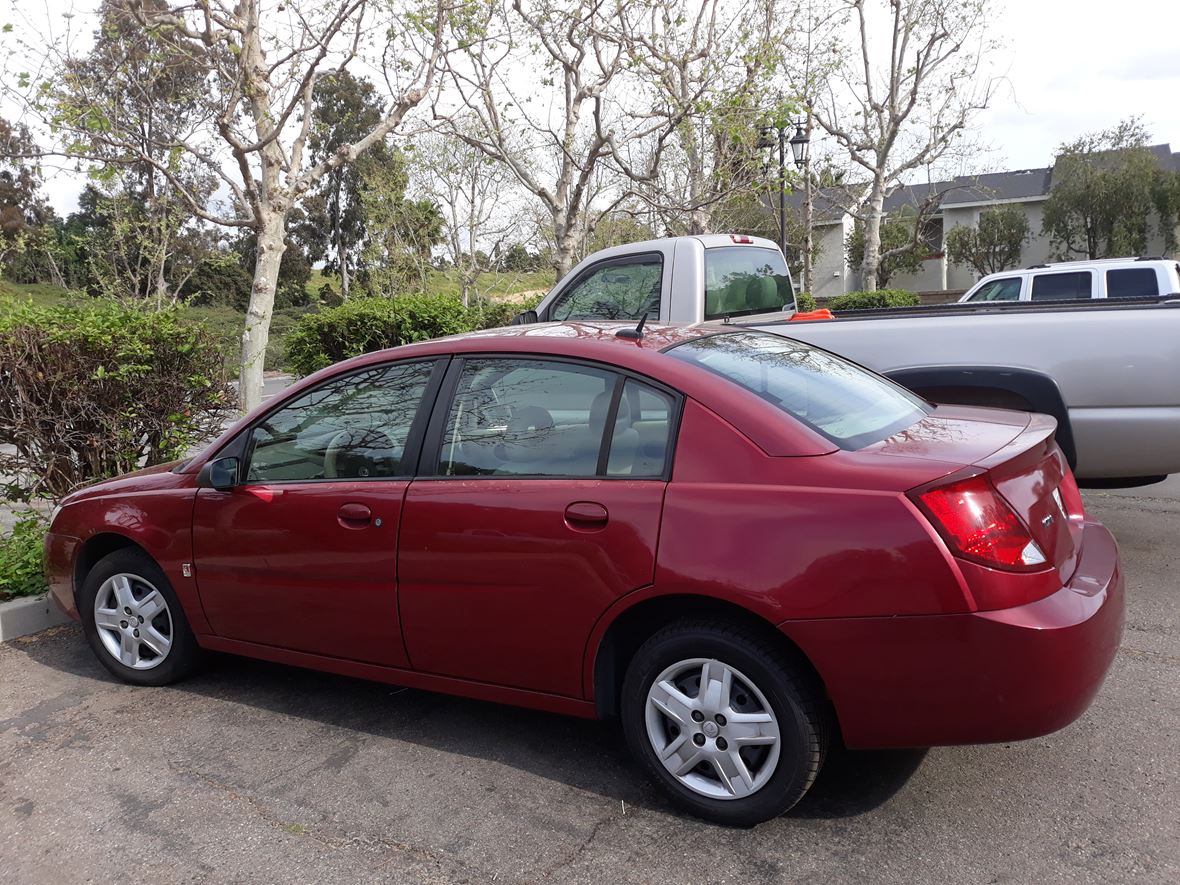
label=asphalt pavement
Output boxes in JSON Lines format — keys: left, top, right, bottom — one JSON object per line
{"left": 0, "top": 484, "right": 1177, "bottom": 883}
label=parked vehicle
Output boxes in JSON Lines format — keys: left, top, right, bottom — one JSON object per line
{"left": 516, "top": 236, "right": 1180, "bottom": 484}
{"left": 46, "top": 322, "right": 1124, "bottom": 826}
{"left": 959, "top": 257, "right": 1180, "bottom": 303}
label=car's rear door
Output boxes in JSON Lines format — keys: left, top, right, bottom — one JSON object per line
{"left": 192, "top": 358, "right": 445, "bottom": 667}
{"left": 397, "top": 356, "right": 679, "bottom": 697}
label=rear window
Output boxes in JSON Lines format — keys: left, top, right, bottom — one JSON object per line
{"left": 704, "top": 247, "right": 795, "bottom": 319}
{"left": 1030, "top": 271, "right": 1092, "bottom": 301}
{"left": 1106, "top": 268, "right": 1158, "bottom": 298}
{"left": 665, "top": 331, "right": 930, "bottom": 449}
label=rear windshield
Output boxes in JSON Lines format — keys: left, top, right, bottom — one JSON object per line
{"left": 665, "top": 331, "right": 930, "bottom": 449}
{"left": 704, "top": 247, "right": 795, "bottom": 320}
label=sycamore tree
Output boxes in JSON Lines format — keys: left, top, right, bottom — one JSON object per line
{"left": 793, "top": 0, "right": 999, "bottom": 290}
{"left": 3, "top": 0, "right": 450, "bottom": 411}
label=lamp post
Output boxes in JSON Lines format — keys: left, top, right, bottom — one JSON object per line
{"left": 758, "top": 119, "right": 811, "bottom": 287}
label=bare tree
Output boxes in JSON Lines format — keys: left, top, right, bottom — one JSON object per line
{"left": 409, "top": 122, "right": 523, "bottom": 305}
{"left": 4, "top": 0, "right": 449, "bottom": 411}
{"left": 614, "top": 0, "right": 789, "bottom": 235}
{"left": 436, "top": 0, "right": 689, "bottom": 279}
{"left": 798, "top": 0, "right": 998, "bottom": 290}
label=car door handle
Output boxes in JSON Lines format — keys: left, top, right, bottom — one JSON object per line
{"left": 337, "top": 502, "right": 372, "bottom": 528}
{"left": 564, "top": 501, "right": 609, "bottom": 531}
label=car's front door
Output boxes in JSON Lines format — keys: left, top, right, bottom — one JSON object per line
{"left": 397, "top": 357, "right": 678, "bottom": 697}
{"left": 192, "top": 358, "right": 444, "bottom": 667}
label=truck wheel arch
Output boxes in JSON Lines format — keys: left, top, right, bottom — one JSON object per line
{"left": 886, "top": 366, "right": 1077, "bottom": 468}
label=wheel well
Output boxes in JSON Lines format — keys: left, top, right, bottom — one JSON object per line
{"left": 591, "top": 595, "right": 828, "bottom": 720}
{"left": 74, "top": 533, "right": 146, "bottom": 603}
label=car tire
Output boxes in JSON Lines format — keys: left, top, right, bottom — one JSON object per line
{"left": 621, "top": 618, "right": 828, "bottom": 826}
{"left": 78, "top": 548, "right": 201, "bottom": 686}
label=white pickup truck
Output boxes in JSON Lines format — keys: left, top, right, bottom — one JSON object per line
{"left": 513, "top": 234, "right": 1180, "bottom": 485}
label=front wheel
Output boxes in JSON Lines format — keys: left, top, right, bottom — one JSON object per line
{"left": 621, "top": 619, "right": 827, "bottom": 826}
{"left": 79, "top": 548, "right": 201, "bottom": 686}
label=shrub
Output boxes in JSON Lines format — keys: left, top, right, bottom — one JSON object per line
{"left": 285, "top": 294, "right": 474, "bottom": 376}
{"left": 470, "top": 293, "right": 543, "bottom": 330}
{"left": 180, "top": 254, "right": 254, "bottom": 310}
{"left": 0, "top": 301, "right": 233, "bottom": 500}
{"left": 794, "top": 291, "right": 818, "bottom": 312}
{"left": 0, "top": 512, "right": 47, "bottom": 601}
{"left": 826, "top": 289, "right": 921, "bottom": 311}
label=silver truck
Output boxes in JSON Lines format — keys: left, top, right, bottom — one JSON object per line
{"left": 515, "top": 234, "right": 1180, "bottom": 484}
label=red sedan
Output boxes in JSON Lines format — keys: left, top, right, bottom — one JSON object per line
{"left": 45, "top": 322, "right": 1123, "bottom": 825}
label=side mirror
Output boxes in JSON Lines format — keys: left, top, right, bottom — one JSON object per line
{"left": 197, "top": 456, "right": 240, "bottom": 491}
{"left": 510, "top": 309, "right": 539, "bottom": 326}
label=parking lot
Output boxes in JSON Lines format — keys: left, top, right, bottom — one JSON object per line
{"left": 1, "top": 480, "right": 1177, "bottom": 884}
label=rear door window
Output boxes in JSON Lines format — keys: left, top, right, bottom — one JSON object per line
{"left": 704, "top": 247, "right": 795, "bottom": 319}
{"left": 1030, "top": 271, "right": 1092, "bottom": 301}
{"left": 1106, "top": 268, "right": 1159, "bottom": 298}
{"left": 967, "top": 277, "right": 1022, "bottom": 302}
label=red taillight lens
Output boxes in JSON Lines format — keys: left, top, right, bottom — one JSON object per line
{"left": 913, "top": 473, "right": 1048, "bottom": 571}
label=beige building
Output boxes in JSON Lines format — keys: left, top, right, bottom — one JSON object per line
{"left": 792, "top": 144, "right": 1179, "bottom": 299}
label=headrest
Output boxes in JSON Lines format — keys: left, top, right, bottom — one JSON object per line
{"left": 589, "top": 391, "right": 631, "bottom": 435}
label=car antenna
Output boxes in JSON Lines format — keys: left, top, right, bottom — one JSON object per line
{"left": 615, "top": 313, "right": 648, "bottom": 340}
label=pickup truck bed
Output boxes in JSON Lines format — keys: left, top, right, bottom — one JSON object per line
{"left": 755, "top": 295, "right": 1180, "bottom": 481}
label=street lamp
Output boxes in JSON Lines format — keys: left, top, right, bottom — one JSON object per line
{"left": 757, "top": 119, "right": 811, "bottom": 260}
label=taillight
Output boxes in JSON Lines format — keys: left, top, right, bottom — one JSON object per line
{"left": 911, "top": 472, "right": 1049, "bottom": 572}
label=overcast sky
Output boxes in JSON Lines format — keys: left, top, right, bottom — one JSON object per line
{"left": 4, "top": 0, "right": 1179, "bottom": 213}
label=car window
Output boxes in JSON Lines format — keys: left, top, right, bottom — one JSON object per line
{"left": 967, "top": 277, "right": 1022, "bottom": 302}
{"left": 548, "top": 256, "right": 662, "bottom": 322}
{"left": 1030, "top": 271, "right": 1092, "bottom": 301}
{"left": 614, "top": 378, "right": 676, "bottom": 477}
{"left": 665, "top": 331, "right": 930, "bottom": 450}
{"left": 1106, "top": 268, "right": 1159, "bottom": 298}
{"left": 246, "top": 361, "right": 436, "bottom": 482}
{"left": 704, "top": 247, "right": 794, "bottom": 319}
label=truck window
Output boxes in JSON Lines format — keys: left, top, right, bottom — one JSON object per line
{"left": 1106, "top": 268, "right": 1158, "bottom": 298}
{"left": 548, "top": 255, "right": 662, "bottom": 322}
{"left": 665, "top": 330, "right": 930, "bottom": 450}
{"left": 1030, "top": 271, "right": 1092, "bottom": 301}
{"left": 967, "top": 277, "right": 1021, "bottom": 302}
{"left": 704, "top": 247, "right": 795, "bottom": 319}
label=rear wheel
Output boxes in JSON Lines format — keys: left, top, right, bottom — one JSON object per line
{"left": 79, "top": 548, "right": 201, "bottom": 686}
{"left": 621, "top": 619, "right": 827, "bottom": 826}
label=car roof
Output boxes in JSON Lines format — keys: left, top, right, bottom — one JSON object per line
{"left": 191, "top": 321, "right": 839, "bottom": 469}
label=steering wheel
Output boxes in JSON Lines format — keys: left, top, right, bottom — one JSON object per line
{"left": 324, "top": 427, "right": 400, "bottom": 479}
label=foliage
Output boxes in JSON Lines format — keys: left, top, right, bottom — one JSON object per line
{"left": 1042, "top": 118, "right": 1179, "bottom": 259}
{"left": 795, "top": 291, "right": 818, "bottom": 312}
{"left": 284, "top": 291, "right": 546, "bottom": 376}
{"left": 180, "top": 254, "right": 255, "bottom": 310}
{"left": 826, "top": 289, "right": 920, "bottom": 311}
{"left": 285, "top": 295, "right": 473, "bottom": 376}
{"left": 0, "top": 512, "right": 48, "bottom": 601}
{"left": 945, "top": 207, "right": 1030, "bottom": 276}
{"left": 0, "top": 301, "right": 232, "bottom": 499}
{"left": 846, "top": 215, "right": 930, "bottom": 288}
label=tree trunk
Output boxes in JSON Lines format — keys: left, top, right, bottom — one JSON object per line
{"left": 554, "top": 224, "right": 578, "bottom": 280}
{"left": 239, "top": 211, "right": 287, "bottom": 413}
{"left": 861, "top": 176, "right": 887, "bottom": 292}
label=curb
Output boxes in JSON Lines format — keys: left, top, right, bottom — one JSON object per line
{"left": 0, "top": 593, "right": 73, "bottom": 642}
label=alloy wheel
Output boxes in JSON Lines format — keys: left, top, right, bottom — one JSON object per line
{"left": 92, "top": 573, "right": 174, "bottom": 671}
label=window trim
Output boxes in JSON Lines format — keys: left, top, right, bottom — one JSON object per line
{"left": 542, "top": 251, "right": 665, "bottom": 323}
{"left": 415, "top": 353, "right": 684, "bottom": 482}
{"left": 229, "top": 356, "right": 449, "bottom": 485}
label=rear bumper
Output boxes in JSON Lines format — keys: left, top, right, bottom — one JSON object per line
{"left": 782, "top": 520, "right": 1124, "bottom": 749}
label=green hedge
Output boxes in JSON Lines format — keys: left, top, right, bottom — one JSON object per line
{"left": 794, "top": 292, "right": 818, "bottom": 312}
{"left": 826, "top": 289, "right": 920, "bottom": 311}
{"left": 284, "top": 293, "right": 541, "bottom": 377}
{"left": 0, "top": 301, "right": 232, "bottom": 499}
{"left": 0, "top": 512, "right": 47, "bottom": 601}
